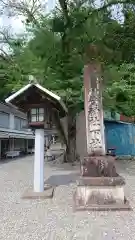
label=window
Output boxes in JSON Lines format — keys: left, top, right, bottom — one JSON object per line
{"left": 15, "top": 117, "right": 27, "bottom": 130}
{"left": 0, "top": 112, "right": 9, "bottom": 128}
{"left": 21, "top": 119, "right": 27, "bottom": 130}
{"left": 14, "top": 117, "right": 21, "bottom": 130}
{"left": 31, "top": 108, "right": 44, "bottom": 122}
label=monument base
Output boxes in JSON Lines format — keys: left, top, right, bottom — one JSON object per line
{"left": 22, "top": 184, "right": 54, "bottom": 200}
{"left": 74, "top": 176, "right": 131, "bottom": 211}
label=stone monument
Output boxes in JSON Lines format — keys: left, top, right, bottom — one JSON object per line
{"left": 74, "top": 61, "right": 131, "bottom": 211}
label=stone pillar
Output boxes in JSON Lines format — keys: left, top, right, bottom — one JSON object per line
{"left": 34, "top": 129, "right": 44, "bottom": 192}
{"left": 74, "top": 62, "right": 130, "bottom": 211}
{"left": 84, "top": 63, "right": 105, "bottom": 155}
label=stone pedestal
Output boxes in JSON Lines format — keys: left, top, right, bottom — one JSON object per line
{"left": 74, "top": 176, "right": 131, "bottom": 211}
{"left": 22, "top": 184, "right": 54, "bottom": 200}
{"left": 74, "top": 156, "right": 131, "bottom": 211}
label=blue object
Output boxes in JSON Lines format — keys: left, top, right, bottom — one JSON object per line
{"left": 104, "top": 120, "right": 135, "bottom": 156}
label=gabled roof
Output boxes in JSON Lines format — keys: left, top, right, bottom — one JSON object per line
{"left": 0, "top": 102, "right": 26, "bottom": 119}
{"left": 5, "top": 82, "right": 67, "bottom": 113}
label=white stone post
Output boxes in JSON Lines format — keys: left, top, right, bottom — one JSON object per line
{"left": 34, "top": 129, "right": 44, "bottom": 192}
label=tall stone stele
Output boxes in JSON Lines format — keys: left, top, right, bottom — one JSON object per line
{"left": 74, "top": 54, "right": 131, "bottom": 210}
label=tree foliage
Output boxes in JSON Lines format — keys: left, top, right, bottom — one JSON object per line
{"left": 0, "top": 1, "right": 135, "bottom": 113}
{"left": 1, "top": 0, "right": 135, "bottom": 161}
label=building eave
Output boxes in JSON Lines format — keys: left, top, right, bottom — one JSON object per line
{"left": 5, "top": 83, "right": 67, "bottom": 114}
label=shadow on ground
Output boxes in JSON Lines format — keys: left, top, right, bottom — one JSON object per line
{"left": 45, "top": 172, "right": 80, "bottom": 186}
{"left": 0, "top": 155, "right": 33, "bottom": 165}
{"left": 47, "top": 161, "right": 80, "bottom": 172}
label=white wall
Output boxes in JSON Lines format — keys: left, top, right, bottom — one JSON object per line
{"left": 9, "top": 113, "right": 14, "bottom": 129}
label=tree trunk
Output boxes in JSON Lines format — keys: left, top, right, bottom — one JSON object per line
{"left": 66, "top": 114, "right": 76, "bottom": 162}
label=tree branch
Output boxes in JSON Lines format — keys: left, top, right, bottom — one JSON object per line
{"left": 59, "top": 0, "right": 70, "bottom": 23}
{"left": 1, "top": 0, "right": 43, "bottom": 27}
{"left": 0, "top": 49, "right": 13, "bottom": 62}
{"left": 74, "top": 0, "right": 135, "bottom": 28}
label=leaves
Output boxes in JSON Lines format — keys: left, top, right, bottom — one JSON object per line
{"left": 1, "top": 0, "right": 135, "bottom": 117}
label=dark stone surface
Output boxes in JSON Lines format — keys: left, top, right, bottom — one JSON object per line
{"left": 77, "top": 176, "right": 125, "bottom": 186}
{"left": 81, "top": 155, "right": 117, "bottom": 177}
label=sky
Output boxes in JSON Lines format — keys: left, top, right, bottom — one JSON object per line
{"left": 0, "top": 0, "right": 56, "bottom": 34}
{"left": 0, "top": 0, "right": 123, "bottom": 35}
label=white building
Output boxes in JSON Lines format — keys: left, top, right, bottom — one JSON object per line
{"left": 0, "top": 102, "right": 34, "bottom": 159}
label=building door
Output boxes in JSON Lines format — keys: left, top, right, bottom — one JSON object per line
{"left": 1, "top": 139, "right": 9, "bottom": 158}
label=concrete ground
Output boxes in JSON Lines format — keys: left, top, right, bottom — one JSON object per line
{"left": 0, "top": 156, "right": 135, "bottom": 240}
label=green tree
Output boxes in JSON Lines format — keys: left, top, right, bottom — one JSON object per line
{"left": 1, "top": 0, "right": 135, "bottom": 161}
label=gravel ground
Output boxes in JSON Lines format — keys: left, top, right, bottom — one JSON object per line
{"left": 0, "top": 156, "right": 135, "bottom": 240}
